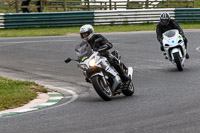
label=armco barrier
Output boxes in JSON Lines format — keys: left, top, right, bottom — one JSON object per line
{"left": 0, "top": 13, "right": 5, "bottom": 29}
{"left": 175, "top": 8, "right": 200, "bottom": 23}
{"left": 1, "top": 8, "right": 200, "bottom": 29}
{"left": 2, "top": 11, "right": 94, "bottom": 29}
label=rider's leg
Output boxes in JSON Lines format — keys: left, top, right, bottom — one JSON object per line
{"left": 105, "top": 53, "right": 130, "bottom": 82}
{"left": 184, "top": 37, "right": 189, "bottom": 59}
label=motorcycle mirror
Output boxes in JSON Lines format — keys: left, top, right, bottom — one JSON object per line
{"left": 65, "top": 58, "right": 71, "bottom": 63}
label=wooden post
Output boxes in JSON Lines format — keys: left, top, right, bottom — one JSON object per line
{"left": 193, "top": 0, "right": 195, "bottom": 8}
{"left": 187, "top": 1, "right": 190, "bottom": 8}
{"left": 109, "top": 0, "right": 112, "bottom": 10}
{"left": 167, "top": 0, "right": 169, "bottom": 8}
{"left": 15, "top": 0, "right": 19, "bottom": 13}
{"left": 56, "top": 0, "right": 58, "bottom": 11}
{"left": 87, "top": 0, "right": 90, "bottom": 10}
{"left": 100, "top": 2, "right": 102, "bottom": 10}
{"left": 127, "top": 0, "right": 129, "bottom": 9}
{"left": 145, "top": 0, "right": 149, "bottom": 8}
{"left": 40, "top": 0, "right": 43, "bottom": 12}
{"left": 63, "top": 0, "right": 66, "bottom": 11}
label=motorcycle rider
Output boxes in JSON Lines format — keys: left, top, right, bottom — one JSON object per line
{"left": 79, "top": 24, "right": 130, "bottom": 82}
{"left": 156, "top": 13, "right": 189, "bottom": 59}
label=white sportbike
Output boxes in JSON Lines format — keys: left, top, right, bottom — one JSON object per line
{"left": 162, "top": 29, "right": 187, "bottom": 71}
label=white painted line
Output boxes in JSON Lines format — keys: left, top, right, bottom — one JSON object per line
{"left": 48, "top": 92, "right": 61, "bottom": 95}
{"left": 196, "top": 47, "right": 200, "bottom": 52}
{"left": 49, "top": 97, "right": 63, "bottom": 100}
{"left": 15, "top": 108, "right": 38, "bottom": 113}
{"left": 39, "top": 103, "right": 57, "bottom": 106}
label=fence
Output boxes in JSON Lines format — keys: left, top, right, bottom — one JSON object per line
{"left": 0, "top": 0, "right": 196, "bottom": 13}
{"left": 0, "top": 8, "right": 200, "bottom": 29}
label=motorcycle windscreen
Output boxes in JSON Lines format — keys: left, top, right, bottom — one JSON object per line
{"left": 75, "top": 41, "right": 93, "bottom": 60}
{"left": 163, "top": 30, "right": 176, "bottom": 38}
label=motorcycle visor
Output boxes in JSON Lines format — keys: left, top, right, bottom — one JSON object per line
{"left": 161, "top": 19, "right": 167, "bottom": 23}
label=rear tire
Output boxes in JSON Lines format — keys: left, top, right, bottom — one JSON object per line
{"left": 173, "top": 52, "right": 183, "bottom": 71}
{"left": 91, "top": 76, "right": 112, "bottom": 101}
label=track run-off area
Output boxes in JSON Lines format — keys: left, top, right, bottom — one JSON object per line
{"left": 0, "top": 30, "right": 200, "bottom": 133}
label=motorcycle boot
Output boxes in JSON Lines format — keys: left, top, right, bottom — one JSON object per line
{"left": 85, "top": 77, "right": 91, "bottom": 83}
{"left": 186, "top": 53, "right": 189, "bottom": 59}
{"left": 184, "top": 38, "right": 189, "bottom": 59}
{"left": 114, "top": 64, "right": 130, "bottom": 82}
{"left": 107, "top": 54, "right": 130, "bottom": 82}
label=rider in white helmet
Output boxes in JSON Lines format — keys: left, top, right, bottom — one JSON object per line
{"left": 79, "top": 24, "right": 130, "bottom": 82}
{"left": 156, "top": 13, "right": 189, "bottom": 59}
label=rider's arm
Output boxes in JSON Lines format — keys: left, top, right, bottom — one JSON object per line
{"left": 96, "top": 34, "right": 113, "bottom": 50}
{"left": 156, "top": 24, "right": 163, "bottom": 44}
{"left": 171, "top": 20, "right": 185, "bottom": 38}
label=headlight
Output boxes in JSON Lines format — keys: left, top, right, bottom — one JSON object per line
{"left": 89, "top": 58, "right": 96, "bottom": 67}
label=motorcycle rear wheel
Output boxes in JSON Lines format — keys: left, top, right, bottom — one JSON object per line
{"left": 91, "top": 76, "right": 112, "bottom": 101}
{"left": 122, "top": 81, "right": 134, "bottom": 96}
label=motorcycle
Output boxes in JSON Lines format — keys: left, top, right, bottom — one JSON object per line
{"left": 65, "top": 41, "right": 134, "bottom": 101}
{"left": 162, "top": 29, "right": 187, "bottom": 71}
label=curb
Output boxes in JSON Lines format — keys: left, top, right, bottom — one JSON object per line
{"left": 0, "top": 92, "right": 63, "bottom": 117}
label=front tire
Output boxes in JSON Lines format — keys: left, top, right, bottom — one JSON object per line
{"left": 173, "top": 52, "right": 183, "bottom": 71}
{"left": 91, "top": 76, "right": 112, "bottom": 101}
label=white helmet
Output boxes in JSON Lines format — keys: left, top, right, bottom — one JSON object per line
{"left": 80, "top": 24, "right": 94, "bottom": 41}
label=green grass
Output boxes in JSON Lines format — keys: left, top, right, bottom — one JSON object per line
{"left": 195, "top": 0, "right": 200, "bottom": 7}
{"left": 0, "top": 77, "right": 47, "bottom": 111}
{"left": 1, "top": 23, "right": 200, "bottom": 37}
{"left": 0, "top": 27, "right": 79, "bottom": 37}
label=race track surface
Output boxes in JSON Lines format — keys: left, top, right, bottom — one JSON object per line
{"left": 0, "top": 30, "right": 200, "bottom": 133}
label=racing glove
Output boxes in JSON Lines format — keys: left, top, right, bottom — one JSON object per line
{"left": 160, "top": 41, "right": 164, "bottom": 51}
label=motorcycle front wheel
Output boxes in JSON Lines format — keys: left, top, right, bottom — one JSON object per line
{"left": 173, "top": 52, "right": 183, "bottom": 71}
{"left": 91, "top": 76, "right": 112, "bottom": 101}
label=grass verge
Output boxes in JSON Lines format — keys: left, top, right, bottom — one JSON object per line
{"left": 0, "top": 77, "right": 48, "bottom": 111}
{"left": 1, "top": 23, "right": 200, "bottom": 37}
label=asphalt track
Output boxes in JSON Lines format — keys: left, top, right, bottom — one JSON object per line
{"left": 0, "top": 30, "right": 200, "bottom": 133}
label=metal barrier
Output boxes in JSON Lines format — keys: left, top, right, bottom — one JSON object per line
{"left": 1, "top": 11, "right": 94, "bottom": 28}
{"left": 175, "top": 8, "right": 200, "bottom": 23}
{"left": 1, "top": 8, "right": 200, "bottom": 29}
{"left": 0, "top": 14, "right": 5, "bottom": 28}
